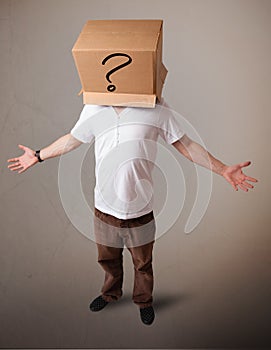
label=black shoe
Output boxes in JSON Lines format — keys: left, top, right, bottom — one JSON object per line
{"left": 140, "top": 306, "right": 155, "bottom": 325}
{"left": 89, "top": 295, "right": 109, "bottom": 312}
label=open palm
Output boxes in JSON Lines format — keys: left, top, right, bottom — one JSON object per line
{"left": 222, "top": 161, "right": 258, "bottom": 192}
{"left": 7, "top": 144, "right": 38, "bottom": 174}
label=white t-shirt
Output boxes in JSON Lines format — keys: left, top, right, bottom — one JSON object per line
{"left": 70, "top": 99, "right": 185, "bottom": 219}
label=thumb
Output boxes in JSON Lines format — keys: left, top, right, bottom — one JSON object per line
{"left": 238, "top": 161, "right": 251, "bottom": 168}
{"left": 18, "top": 144, "right": 26, "bottom": 150}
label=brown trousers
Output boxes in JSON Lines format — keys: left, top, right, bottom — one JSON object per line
{"left": 94, "top": 207, "right": 156, "bottom": 308}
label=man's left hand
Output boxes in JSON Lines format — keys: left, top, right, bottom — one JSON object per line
{"left": 221, "top": 161, "right": 258, "bottom": 192}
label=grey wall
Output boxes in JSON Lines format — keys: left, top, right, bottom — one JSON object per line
{"left": 1, "top": 0, "right": 270, "bottom": 348}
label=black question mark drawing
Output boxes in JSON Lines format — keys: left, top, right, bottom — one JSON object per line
{"left": 102, "top": 53, "right": 132, "bottom": 92}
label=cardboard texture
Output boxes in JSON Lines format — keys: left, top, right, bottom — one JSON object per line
{"left": 72, "top": 20, "right": 167, "bottom": 108}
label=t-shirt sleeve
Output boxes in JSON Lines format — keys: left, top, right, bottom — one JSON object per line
{"left": 70, "top": 105, "right": 96, "bottom": 144}
{"left": 158, "top": 100, "right": 185, "bottom": 144}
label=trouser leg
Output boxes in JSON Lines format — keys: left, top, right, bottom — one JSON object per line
{"left": 127, "top": 240, "right": 154, "bottom": 308}
{"left": 94, "top": 207, "right": 155, "bottom": 306}
{"left": 97, "top": 243, "right": 124, "bottom": 302}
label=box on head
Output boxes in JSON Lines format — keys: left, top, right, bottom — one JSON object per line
{"left": 72, "top": 19, "right": 168, "bottom": 108}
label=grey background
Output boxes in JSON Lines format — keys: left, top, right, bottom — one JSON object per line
{"left": 1, "top": 0, "right": 270, "bottom": 348}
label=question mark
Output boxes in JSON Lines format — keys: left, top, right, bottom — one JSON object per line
{"left": 102, "top": 53, "right": 132, "bottom": 92}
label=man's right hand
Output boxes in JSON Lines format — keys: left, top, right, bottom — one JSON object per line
{"left": 7, "top": 144, "right": 39, "bottom": 174}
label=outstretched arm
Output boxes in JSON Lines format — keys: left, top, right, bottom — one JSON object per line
{"left": 7, "top": 133, "right": 82, "bottom": 174}
{"left": 172, "top": 135, "right": 258, "bottom": 192}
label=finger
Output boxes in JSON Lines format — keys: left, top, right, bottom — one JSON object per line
{"left": 10, "top": 165, "right": 24, "bottom": 171}
{"left": 238, "top": 161, "right": 251, "bottom": 168}
{"left": 238, "top": 183, "right": 248, "bottom": 192}
{"left": 230, "top": 181, "right": 238, "bottom": 191}
{"left": 18, "top": 168, "right": 27, "bottom": 174}
{"left": 241, "top": 181, "right": 254, "bottom": 189}
{"left": 245, "top": 176, "right": 258, "bottom": 183}
{"left": 226, "top": 177, "right": 238, "bottom": 191}
{"left": 8, "top": 163, "right": 21, "bottom": 169}
{"left": 7, "top": 158, "right": 19, "bottom": 162}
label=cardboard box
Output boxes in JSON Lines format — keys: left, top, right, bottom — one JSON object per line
{"left": 72, "top": 19, "right": 167, "bottom": 108}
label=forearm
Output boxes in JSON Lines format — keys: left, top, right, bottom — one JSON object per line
{"left": 173, "top": 135, "right": 227, "bottom": 176}
{"left": 40, "top": 133, "right": 82, "bottom": 161}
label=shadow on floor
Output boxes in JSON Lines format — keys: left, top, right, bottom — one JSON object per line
{"left": 153, "top": 292, "right": 193, "bottom": 311}
{"left": 102, "top": 291, "right": 193, "bottom": 311}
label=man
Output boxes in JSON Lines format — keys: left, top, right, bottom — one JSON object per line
{"left": 7, "top": 100, "right": 258, "bottom": 325}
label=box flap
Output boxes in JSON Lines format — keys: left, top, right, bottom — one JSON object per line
{"left": 83, "top": 91, "right": 156, "bottom": 108}
{"left": 160, "top": 63, "right": 168, "bottom": 83}
{"left": 82, "top": 19, "right": 162, "bottom": 34}
{"left": 72, "top": 32, "right": 159, "bottom": 52}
